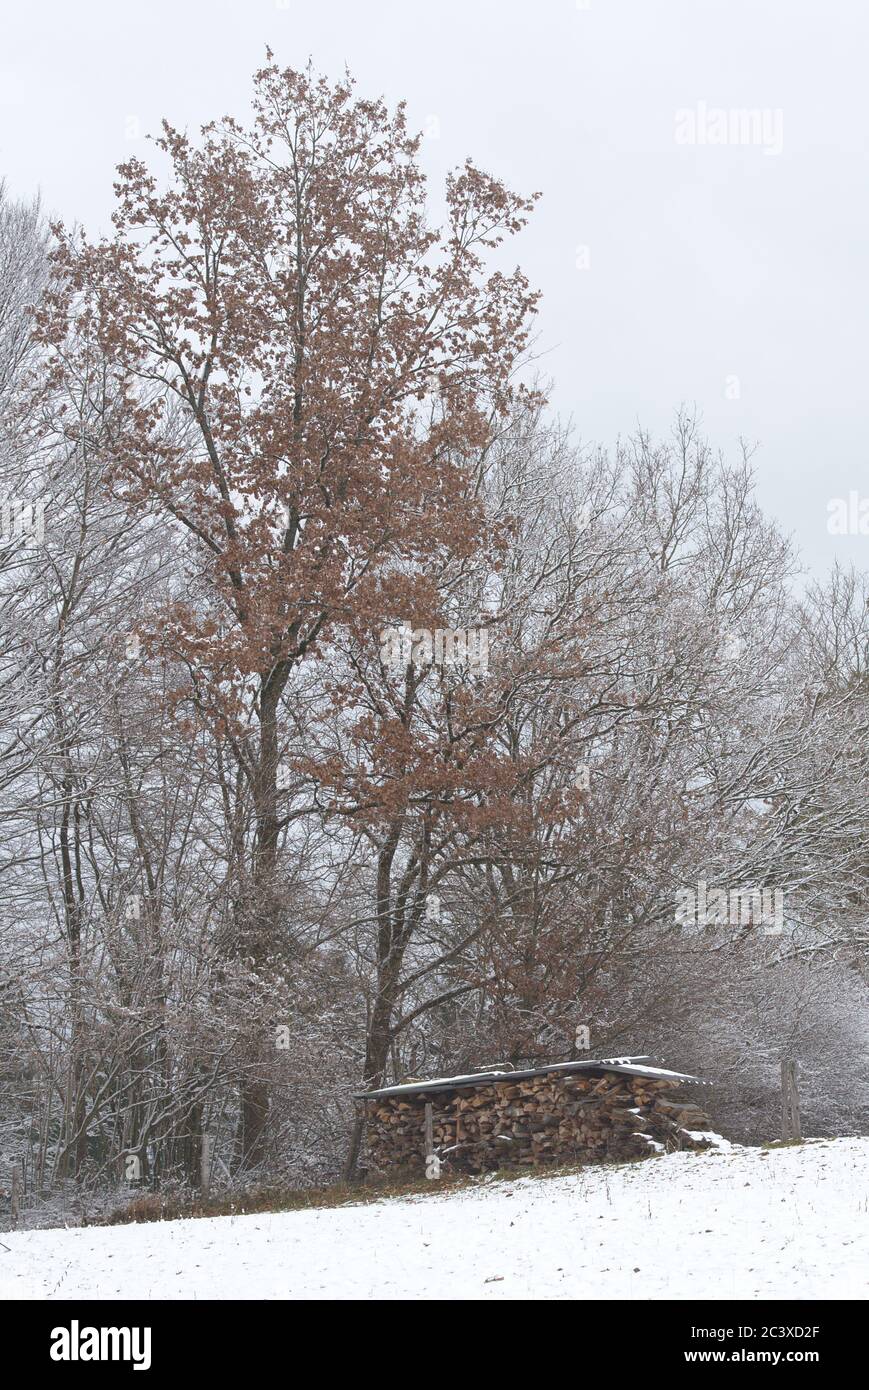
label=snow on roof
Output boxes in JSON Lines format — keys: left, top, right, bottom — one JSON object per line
{"left": 356, "top": 1056, "right": 702, "bottom": 1100}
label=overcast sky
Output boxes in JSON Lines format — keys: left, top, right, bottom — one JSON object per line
{"left": 2, "top": 0, "right": 867, "bottom": 577}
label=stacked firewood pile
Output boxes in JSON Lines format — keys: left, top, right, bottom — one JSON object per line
{"left": 364, "top": 1069, "right": 713, "bottom": 1175}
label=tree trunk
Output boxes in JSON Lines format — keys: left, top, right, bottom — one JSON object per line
{"left": 343, "top": 989, "right": 395, "bottom": 1179}
{"left": 235, "top": 670, "right": 286, "bottom": 1171}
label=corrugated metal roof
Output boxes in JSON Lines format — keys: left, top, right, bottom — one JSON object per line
{"left": 356, "top": 1056, "right": 701, "bottom": 1100}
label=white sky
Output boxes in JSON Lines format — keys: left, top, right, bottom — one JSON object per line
{"left": 2, "top": 0, "right": 867, "bottom": 577}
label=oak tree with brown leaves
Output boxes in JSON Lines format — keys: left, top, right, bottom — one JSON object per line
{"left": 41, "top": 58, "right": 540, "bottom": 1167}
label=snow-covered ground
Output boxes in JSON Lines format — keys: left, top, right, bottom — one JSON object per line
{"left": 3, "top": 1138, "right": 867, "bottom": 1300}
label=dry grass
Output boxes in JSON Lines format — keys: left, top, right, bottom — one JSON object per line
{"left": 97, "top": 1149, "right": 661, "bottom": 1227}
{"left": 98, "top": 1168, "right": 476, "bottom": 1226}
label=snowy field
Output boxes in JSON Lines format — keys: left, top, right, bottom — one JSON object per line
{"left": 3, "top": 1138, "right": 867, "bottom": 1301}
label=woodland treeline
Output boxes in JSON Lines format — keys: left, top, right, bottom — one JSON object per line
{"left": 1, "top": 62, "right": 867, "bottom": 1213}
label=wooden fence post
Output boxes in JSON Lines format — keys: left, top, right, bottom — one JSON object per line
{"left": 781, "top": 1059, "right": 801, "bottom": 1141}
{"left": 424, "top": 1102, "right": 440, "bottom": 1179}
{"left": 200, "top": 1132, "right": 213, "bottom": 1199}
{"left": 10, "top": 1164, "right": 22, "bottom": 1228}
{"left": 790, "top": 1062, "right": 802, "bottom": 1140}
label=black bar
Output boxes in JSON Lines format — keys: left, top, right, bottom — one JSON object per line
{"left": 5, "top": 1298, "right": 861, "bottom": 1373}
